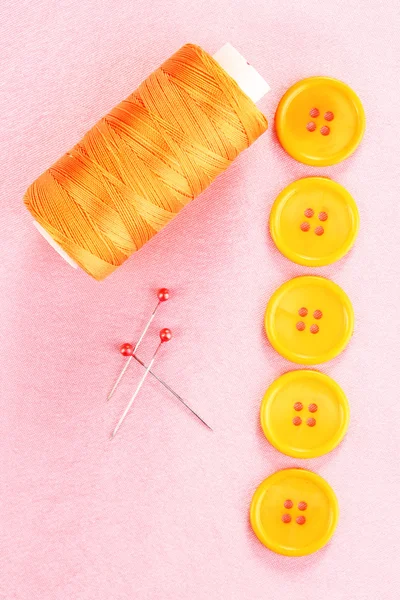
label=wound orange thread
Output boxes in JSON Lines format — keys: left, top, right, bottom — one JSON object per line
{"left": 24, "top": 44, "right": 268, "bottom": 280}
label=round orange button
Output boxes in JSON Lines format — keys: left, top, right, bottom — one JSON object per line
{"left": 265, "top": 276, "right": 354, "bottom": 364}
{"left": 250, "top": 468, "right": 339, "bottom": 556}
{"left": 276, "top": 77, "right": 365, "bottom": 166}
{"left": 260, "top": 370, "right": 350, "bottom": 458}
{"left": 270, "top": 177, "right": 359, "bottom": 266}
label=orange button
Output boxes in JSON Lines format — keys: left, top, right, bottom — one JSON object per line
{"left": 276, "top": 77, "right": 365, "bottom": 166}
{"left": 270, "top": 177, "right": 359, "bottom": 266}
{"left": 265, "top": 276, "right": 354, "bottom": 364}
{"left": 250, "top": 468, "right": 339, "bottom": 556}
{"left": 260, "top": 370, "right": 350, "bottom": 458}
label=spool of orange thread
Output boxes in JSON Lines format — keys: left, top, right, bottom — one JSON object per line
{"left": 24, "top": 43, "right": 269, "bottom": 280}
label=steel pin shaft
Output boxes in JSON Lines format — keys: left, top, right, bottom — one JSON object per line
{"left": 111, "top": 341, "right": 163, "bottom": 439}
{"left": 132, "top": 354, "right": 212, "bottom": 430}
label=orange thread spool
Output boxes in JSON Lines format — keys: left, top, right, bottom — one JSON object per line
{"left": 24, "top": 44, "right": 268, "bottom": 280}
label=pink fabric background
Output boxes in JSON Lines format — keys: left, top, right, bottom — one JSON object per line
{"left": 1, "top": 1, "right": 400, "bottom": 598}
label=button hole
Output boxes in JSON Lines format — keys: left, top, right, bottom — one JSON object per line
{"left": 296, "top": 515, "right": 306, "bottom": 525}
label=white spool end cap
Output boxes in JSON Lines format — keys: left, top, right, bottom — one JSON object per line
{"left": 213, "top": 43, "right": 270, "bottom": 103}
{"left": 33, "top": 220, "right": 78, "bottom": 269}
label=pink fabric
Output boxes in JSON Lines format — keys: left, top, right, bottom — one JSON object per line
{"left": 1, "top": 1, "right": 400, "bottom": 598}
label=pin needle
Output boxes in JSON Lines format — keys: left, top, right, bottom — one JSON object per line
{"left": 111, "top": 329, "right": 172, "bottom": 439}
{"left": 132, "top": 354, "right": 212, "bottom": 430}
{"left": 107, "top": 288, "right": 169, "bottom": 401}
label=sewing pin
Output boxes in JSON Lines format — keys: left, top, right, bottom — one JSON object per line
{"left": 131, "top": 354, "right": 212, "bottom": 430}
{"left": 111, "top": 328, "right": 172, "bottom": 439}
{"left": 107, "top": 288, "right": 169, "bottom": 401}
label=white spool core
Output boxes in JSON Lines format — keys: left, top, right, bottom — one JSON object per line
{"left": 213, "top": 43, "right": 270, "bottom": 103}
{"left": 33, "top": 220, "right": 78, "bottom": 269}
{"left": 33, "top": 43, "right": 270, "bottom": 270}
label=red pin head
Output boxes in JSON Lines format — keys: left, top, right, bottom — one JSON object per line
{"left": 120, "top": 343, "right": 134, "bottom": 357}
{"left": 158, "top": 288, "right": 170, "bottom": 302}
{"left": 160, "top": 328, "right": 172, "bottom": 343}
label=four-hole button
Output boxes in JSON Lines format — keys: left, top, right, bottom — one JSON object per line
{"left": 275, "top": 76, "right": 366, "bottom": 166}
{"left": 260, "top": 370, "right": 350, "bottom": 459}
{"left": 269, "top": 177, "right": 360, "bottom": 267}
{"left": 250, "top": 469, "right": 339, "bottom": 556}
{"left": 265, "top": 275, "right": 354, "bottom": 364}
